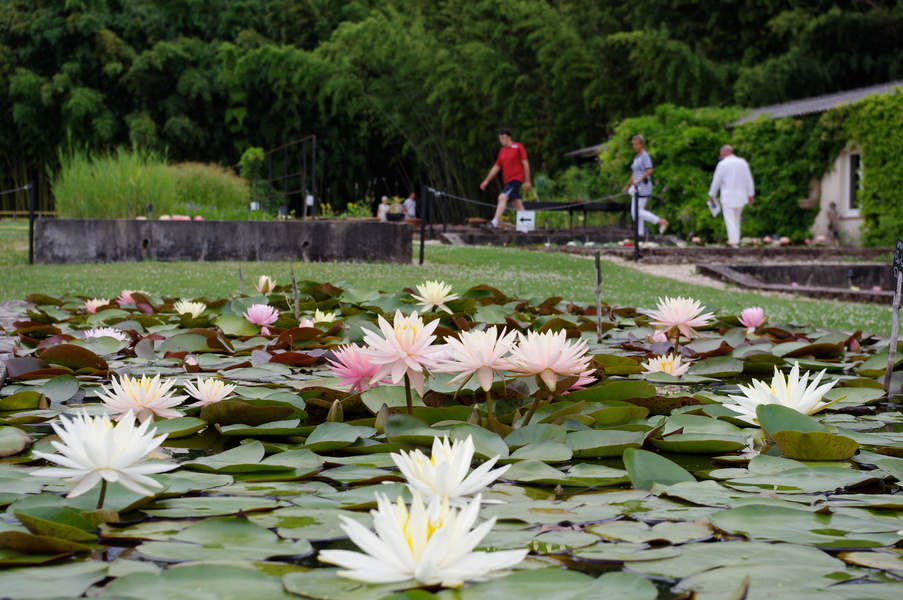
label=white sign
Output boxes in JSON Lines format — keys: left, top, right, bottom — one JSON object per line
{"left": 306, "top": 194, "right": 315, "bottom": 207}
{"left": 516, "top": 210, "right": 536, "bottom": 233}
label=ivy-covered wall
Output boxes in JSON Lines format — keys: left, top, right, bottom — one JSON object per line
{"left": 842, "top": 92, "right": 903, "bottom": 246}
{"left": 595, "top": 93, "right": 901, "bottom": 246}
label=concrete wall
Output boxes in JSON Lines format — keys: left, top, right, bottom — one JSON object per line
{"left": 35, "top": 219, "right": 412, "bottom": 264}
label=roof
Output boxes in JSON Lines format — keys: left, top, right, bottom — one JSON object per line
{"left": 734, "top": 80, "right": 903, "bottom": 124}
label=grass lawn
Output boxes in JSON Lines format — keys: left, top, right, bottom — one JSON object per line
{"left": 0, "top": 220, "right": 892, "bottom": 335}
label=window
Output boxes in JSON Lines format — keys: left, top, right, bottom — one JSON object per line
{"left": 846, "top": 152, "right": 862, "bottom": 216}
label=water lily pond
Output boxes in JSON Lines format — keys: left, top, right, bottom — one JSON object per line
{"left": 1, "top": 282, "right": 902, "bottom": 600}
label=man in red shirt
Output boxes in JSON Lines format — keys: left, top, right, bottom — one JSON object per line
{"left": 480, "top": 128, "right": 532, "bottom": 229}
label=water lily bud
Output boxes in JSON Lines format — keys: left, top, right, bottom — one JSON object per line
{"left": 374, "top": 403, "right": 390, "bottom": 434}
{"left": 467, "top": 404, "right": 482, "bottom": 426}
{"left": 327, "top": 399, "right": 344, "bottom": 423}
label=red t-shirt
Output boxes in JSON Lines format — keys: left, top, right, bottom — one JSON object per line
{"left": 495, "top": 143, "right": 528, "bottom": 183}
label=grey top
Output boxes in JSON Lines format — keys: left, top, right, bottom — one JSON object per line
{"left": 632, "top": 151, "right": 653, "bottom": 197}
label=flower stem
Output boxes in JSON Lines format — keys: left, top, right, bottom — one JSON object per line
{"left": 97, "top": 479, "right": 108, "bottom": 510}
{"left": 521, "top": 393, "right": 548, "bottom": 427}
{"left": 403, "top": 373, "right": 414, "bottom": 416}
{"left": 485, "top": 388, "right": 494, "bottom": 420}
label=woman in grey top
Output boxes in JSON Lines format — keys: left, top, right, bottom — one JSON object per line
{"left": 623, "top": 135, "right": 668, "bottom": 235}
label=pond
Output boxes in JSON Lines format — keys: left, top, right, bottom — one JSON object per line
{"left": 0, "top": 283, "right": 901, "bottom": 599}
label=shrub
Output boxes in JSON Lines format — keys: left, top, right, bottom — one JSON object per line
{"left": 170, "top": 162, "right": 251, "bottom": 219}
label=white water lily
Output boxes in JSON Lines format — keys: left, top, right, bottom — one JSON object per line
{"left": 254, "top": 275, "right": 277, "bottom": 294}
{"left": 411, "top": 280, "right": 459, "bottom": 314}
{"left": 641, "top": 353, "right": 691, "bottom": 378}
{"left": 173, "top": 300, "right": 206, "bottom": 318}
{"left": 84, "top": 298, "right": 110, "bottom": 314}
{"left": 723, "top": 363, "right": 840, "bottom": 424}
{"left": 96, "top": 373, "right": 187, "bottom": 422}
{"left": 312, "top": 308, "right": 337, "bottom": 323}
{"left": 183, "top": 376, "right": 237, "bottom": 407}
{"left": 31, "top": 411, "right": 177, "bottom": 498}
{"left": 318, "top": 492, "right": 527, "bottom": 588}
{"left": 391, "top": 435, "right": 509, "bottom": 506}
{"left": 83, "top": 327, "right": 130, "bottom": 343}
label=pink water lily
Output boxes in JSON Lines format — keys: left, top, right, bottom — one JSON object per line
{"left": 646, "top": 296, "right": 715, "bottom": 340}
{"left": 243, "top": 303, "right": 280, "bottom": 327}
{"left": 359, "top": 310, "right": 442, "bottom": 396}
{"left": 506, "top": 329, "right": 594, "bottom": 391}
{"left": 84, "top": 298, "right": 110, "bottom": 314}
{"left": 738, "top": 306, "right": 766, "bottom": 333}
{"left": 433, "top": 327, "right": 518, "bottom": 392}
{"left": 117, "top": 290, "right": 149, "bottom": 305}
{"left": 327, "top": 344, "right": 387, "bottom": 394}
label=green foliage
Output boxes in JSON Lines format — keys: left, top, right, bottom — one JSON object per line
{"left": 843, "top": 91, "right": 903, "bottom": 247}
{"left": 53, "top": 146, "right": 177, "bottom": 219}
{"left": 732, "top": 112, "right": 847, "bottom": 242}
{"left": 170, "top": 162, "right": 251, "bottom": 219}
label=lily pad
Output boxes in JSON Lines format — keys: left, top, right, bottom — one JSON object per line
{"left": 623, "top": 448, "right": 696, "bottom": 490}
{"left": 771, "top": 430, "right": 860, "bottom": 461}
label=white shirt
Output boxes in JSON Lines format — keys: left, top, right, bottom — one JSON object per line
{"left": 708, "top": 154, "right": 755, "bottom": 209}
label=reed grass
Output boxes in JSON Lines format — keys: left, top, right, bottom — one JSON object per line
{"left": 52, "top": 150, "right": 253, "bottom": 220}
{"left": 53, "top": 147, "right": 177, "bottom": 218}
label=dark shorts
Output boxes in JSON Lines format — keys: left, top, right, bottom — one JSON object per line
{"left": 502, "top": 180, "right": 522, "bottom": 201}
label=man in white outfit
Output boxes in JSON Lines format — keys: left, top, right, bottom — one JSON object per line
{"left": 708, "top": 145, "right": 755, "bottom": 246}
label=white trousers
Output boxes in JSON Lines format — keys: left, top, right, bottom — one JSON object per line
{"left": 723, "top": 205, "right": 744, "bottom": 244}
{"left": 630, "top": 196, "right": 659, "bottom": 235}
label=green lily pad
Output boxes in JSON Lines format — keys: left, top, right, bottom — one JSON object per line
{"left": 710, "top": 503, "right": 903, "bottom": 547}
{"left": 141, "top": 496, "right": 285, "bottom": 518}
{"left": 433, "top": 569, "right": 657, "bottom": 600}
{"left": 38, "top": 375, "right": 81, "bottom": 404}
{"left": 623, "top": 448, "right": 696, "bottom": 490}
{"left": 650, "top": 433, "right": 748, "bottom": 454}
{"left": 0, "top": 530, "right": 94, "bottom": 553}
{"left": 757, "top": 404, "right": 828, "bottom": 438}
{"left": 587, "top": 520, "right": 713, "bottom": 544}
{"left": 0, "top": 426, "right": 33, "bottom": 457}
{"left": 14, "top": 506, "right": 97, "bottom": 541}
{"left": 137, "top": 517, "right": 312, "bottom": 562}
{"left": 0, "top": 390, "right": 48, "bottom": 412}
{"left": 567, "top": 429, "right": 644, "bottom": 458}
{"left": 771, "top": 430, "right": 860, "bottom": 461}
{"left": 106, "top": 563, "right": 298, "bottom": 600}
{"left": 283, "top": 568, "right": 416, "bottom": 600}
{"left": 0, "top": 560, "right": 108, "bottom": 599}
{"left": 304, "top": 422, "right": 377, "bottom": 452}
{"left": 151, "top": 416, "right": 207, "bottom": 439}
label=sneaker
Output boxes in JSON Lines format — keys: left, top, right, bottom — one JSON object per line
{"left": 658, "top": 219, "right": 669, "bottom": 235}
{"left": 480, "top": 222, "right": 497, "bottom": 232}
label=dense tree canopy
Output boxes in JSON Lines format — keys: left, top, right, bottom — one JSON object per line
{"left": 1, "top": 0, "right": 900, "bottom": 214}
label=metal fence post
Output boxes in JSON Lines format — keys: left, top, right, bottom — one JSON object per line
{"left": 28, "top": 181, "right": 36, "bottom": 265}
{"left": 419, "top": 185, "right": 428, "bottom": 266}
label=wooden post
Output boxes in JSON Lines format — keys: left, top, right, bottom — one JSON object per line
{"left": 595, "top": 251, "right": 604, "bottom": 343}
{"left": 290, "top": 264, "right": 300, "bottom": 319}
{"left": 883, "top": 240, "right": 903, "bottom": 395}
